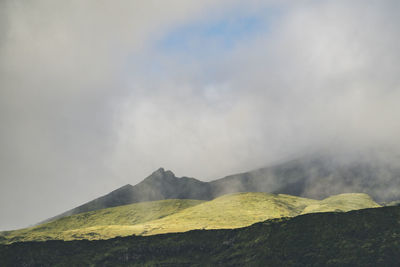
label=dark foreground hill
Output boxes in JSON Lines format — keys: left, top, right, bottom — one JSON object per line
{"left": 45, "top": 153, "right": 400, "bottom": 222}
{"left": 2, "top": 206, "right": 400, "bottom": 266}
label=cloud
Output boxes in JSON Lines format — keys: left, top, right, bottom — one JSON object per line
{"left": 1, "top": 0, "right": 400, "bottom": 229}
{"left": 111, "top": 0, "right": 400, "bottom": 179}
{"left": 0, "top": 0, "right": 247, "bottom": 230}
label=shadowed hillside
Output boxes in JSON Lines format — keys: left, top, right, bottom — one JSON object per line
{"left": 1, "top": 206, "right": 399, "bottom": 266}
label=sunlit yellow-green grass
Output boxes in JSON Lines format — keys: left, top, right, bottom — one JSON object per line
{"left": 130, "top": 193, "right": 319, "bottom": 235}
{"left": 301, "top": 193, "right": 381, "bottom": 214}
{"left": 0, "top": 199, "right": 204, "bottom": 243}
{"left": 0, "top": 193, "right": 380, "bottom": 244}
{"left": 108, "top": 193, "right": 380, "bottom": 236}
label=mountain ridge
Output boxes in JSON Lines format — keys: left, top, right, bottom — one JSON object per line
{"left": 42, "top": 153, "right": 400, "bottom": 223}
{"left": 41, "top": 168, "right": 212, "bottom": 224}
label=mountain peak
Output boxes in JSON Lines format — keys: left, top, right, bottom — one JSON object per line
{"left": 151, "top": 167, "right": 175, "bottom": 178}
{"left": 156, "top": 167, "right": 165, "bottom": 173}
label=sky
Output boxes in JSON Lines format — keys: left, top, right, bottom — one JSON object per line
{"left": 1, "top": 0, "right": 400, "bottom": 230}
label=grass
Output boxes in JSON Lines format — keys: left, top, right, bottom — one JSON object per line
{"left": 1, "top": 206, "right": 400, "bottom": 266}
{"left": 0, "top": 199, "right": 204, "bottom": 243}
{"left": 0, "top": 192, "right": 380, "bottom": 243}
{"left": 301, "top": 193, "right": 381, "bottom": 213}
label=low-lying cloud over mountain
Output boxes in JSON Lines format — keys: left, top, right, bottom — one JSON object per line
{"left": 45, "top": 151, "right": 400, "bottom": 223}
{"left": 1, "top": 0, "right": 400, "bottom": 230}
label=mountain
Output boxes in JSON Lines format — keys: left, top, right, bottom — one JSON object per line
{"left": 42, "top": 168, "right": 212, "bottom": 223}
{"left": 209, "top": 153, "right": 400, "bottom": 202}
{"left": 43, "top": 152, "right": 400, "bottom": 222}
{"left": 0, "top": 192, "right": 380, "bottom": 244}
{"left": 1, "top": 206, "right": 400, "bottom": 266}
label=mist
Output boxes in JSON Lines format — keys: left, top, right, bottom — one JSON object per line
{"left": 1, "top": 0, "right": 400, "bottom": 230}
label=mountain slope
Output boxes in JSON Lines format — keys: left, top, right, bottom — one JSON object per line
{"left": 1, "top": 199, "right": 204, "bottom": 244}
{"left": 0, "top": 192, "right": 380, "bottom": 244}
{"left": 301, "top": 193, "right": 380, "bottom": 214}
{"left": 210, "top": 154, "right": 400, "bottom": 202}
{"left": 100, "top": 192, "right": 379, "bottom": 237}
{"left": 43, "top": 168, "right": 212, "bottom": 223}
{"left": 126, "top": 193, "right": 318, "bottom": 236}
{"left": 43, "top": 152, "right": 400, "bottom": 222}
{"left": 1, "top": 206, "right": 400, "bottom": 266}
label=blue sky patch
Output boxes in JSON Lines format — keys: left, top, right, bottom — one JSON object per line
{"left": 156, "top": 10, "right": 279, "bottom": 56}
{"left": 159, "top": 16, "right": 262, "bottom": 51}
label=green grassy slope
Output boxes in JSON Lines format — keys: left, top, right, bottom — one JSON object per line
{"left": 0, "top": 199, "right": 204, "bottom": 243}
{"left": 301, "top": 193, "right": 380, "bottom": 213}
{"left": 124, "top": 192, "right": 319, "bottom": 235}
{"left": 0, "top": 192, "right": 380, "bottom": 244}
{"left": 117, "top": 192, "right": 379, "bottom": 236}
{"left": 1, "top": 206, "right": 399, "bottom": 266}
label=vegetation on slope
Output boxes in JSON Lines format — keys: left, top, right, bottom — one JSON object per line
{"left": 1, "top": 206, "right": 399, "bottom": 266}
{"left": 0, "top": 192, "right": 380, "bottom": 244}
{"left": 43, "top": 168, "right": 212, "bottom": 223}
{"left": 301, "top": 193, "right": 380, "bottom": 213}
{"left": 0, "top": 199, "right": 204, "bottom": 243}
{"left": 46, "top": 154, "right": 400, "bottom": 222}
{"left": 116, "top": 192, "right": 379, "bottom": 236}
{"left": 123, "top": 192, "right": 318, "bottom": 235}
